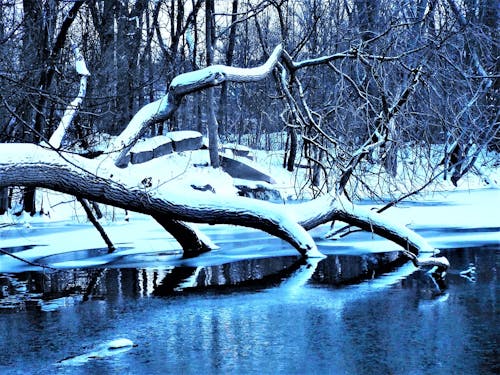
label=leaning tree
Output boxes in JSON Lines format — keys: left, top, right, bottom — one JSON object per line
{"left": 0, "top": 43, "right": 449, "bottom": 270}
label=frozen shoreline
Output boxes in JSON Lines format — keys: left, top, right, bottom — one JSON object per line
{"left": 0, "top": 187, "right": 498, "bottom": 273}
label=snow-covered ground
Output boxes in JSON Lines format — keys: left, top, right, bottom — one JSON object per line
{"left": 0, "top": 144, "right": 498, "bottom": 272}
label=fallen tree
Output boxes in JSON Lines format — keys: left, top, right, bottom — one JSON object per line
{"left": 0, "top": 142, "right": 450, "bottom": 269}
{"left": 0, "top": 44, "right": 448, "bottom": 269}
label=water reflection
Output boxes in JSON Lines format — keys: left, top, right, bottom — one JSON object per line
{"left": 1, "top": 251, "right": 411, "bottom": 308}
{"left": 0, "top": 246, "right": 497, "bottom": 374}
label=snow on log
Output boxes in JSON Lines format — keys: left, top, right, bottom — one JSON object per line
{"left": 332, "top": 195, "right": 438, "bottom": 254}
{"left": 0, "top": 144, "right": 320, "bottom": 257}
{"left": 0, "top": 143, "right": 441, "bottom": 261}
{"left": 293, "top": 193, "right": 440, "bottom": 257}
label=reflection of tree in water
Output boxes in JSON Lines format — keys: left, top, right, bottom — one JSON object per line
{"left": 311, "top": 251, "right": 407, "bottom": 286}
{"left": 153, "top": 252, "right": 416, "bottom": 295}
{"left": 0, "top": 268, "right": 169, "bottom": 310}
{"left": 154, "top": 256, "right": 305, "bottom": 296}
{"left": 0, "top": 269, "right": 95, "bottom": 311}
{"left": 3, "top": 247, "right": 472, "bottom": 310}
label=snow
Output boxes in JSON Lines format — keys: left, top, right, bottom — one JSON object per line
{"left": 1, "top": 137, "right": 498, "bottom": 271}
{"left": 74, "top": 46, "right": 90, "bottom": 76}
{"left": 280, "top": 257, "right": 322, "bottom": 291}
{"left": 106, "top": 96, "right": 171, "bottom": 156}
{"left": 164, "top": 130, "right": 201, "bottom": 142}
{"left": 130, "top": 136, "right": 171, "bottom": 153}
{"left": 170, "top": 44, "right": 282, "bottom": 90}
{"left": 379, "top": 188, "right": 500, "bottom": 230}
{"left": 59, "top": 338, "right": 134, "bottom": 366}
{"left": 0, "top": 183, "right": 497, "bottom": 271}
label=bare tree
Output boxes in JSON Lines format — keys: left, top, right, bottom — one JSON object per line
{"left": 0, "top": 45, "right": 450, "bottom": 273}
{"left": 1, "top": 0, "right": 497, "bottom": 270}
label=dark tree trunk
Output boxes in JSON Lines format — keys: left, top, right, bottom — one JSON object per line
{"left": 23, "top": 187, "right": 36, "bottom": 216}
{"left": 90, "top": 0, "right": 118, "bottom": 134}
{"left": 0, "top": 187, "right": 8, "bottom": 215}
{"left": 205, "top": 0, "right": 219, "bottom": 167}
{"left": 115, "top": 0, "right": 147, "bottom": 134}
{"left": 217, "top": 0, "right": 238, "bottom": 138}
{"left": 287, "top": 128, "right": 297, "bottom": 172}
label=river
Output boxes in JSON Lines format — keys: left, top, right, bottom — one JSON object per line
{"left": 0, "top": 190, "right": 498, "bottom": 374}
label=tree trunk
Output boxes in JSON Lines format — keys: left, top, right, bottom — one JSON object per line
{"left": 287, "top": 127, "right": 297, "bottom": 172}
{"left": 23, "top": 187, "right": 36, "bottom": 216}
{"left": 0, "top": 143, "right": 446, "bottom": 265}
{"left": 0, "top": 187, "right": 8, "bottom": 215}
{"left": 90, "top": 0, "right": 118, "bottom": 134}
{"left": 217, "top": 0, "right": 238, "bottom": 138}
{"left": 205, "top": 0, "right": 220, "bottom": 167}
{"left": 0, "top": 144, "right": 319, "bottom": 257}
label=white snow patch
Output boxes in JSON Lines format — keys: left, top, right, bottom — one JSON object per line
{"left": 164, "top": 130, "right": 201, "bottom": 142}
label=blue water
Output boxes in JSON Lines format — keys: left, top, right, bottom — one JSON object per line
{"left": 0, "top": 245, "right": 497, "bottom": 375}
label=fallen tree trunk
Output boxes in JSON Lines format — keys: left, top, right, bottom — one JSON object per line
{"left": 0, "top": 143, "right": 447, "bottom": 267}
{"left": 0, "top": 43, "right": 447, "bottom": 268}
{"left": 0, "top": 144, "right": 320, "bottom": 257}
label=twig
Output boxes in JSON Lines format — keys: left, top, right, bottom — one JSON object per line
{"left": 0, "top": 248, "right": 57, "bottom": 270}
{"left": 77, "top": 197, "right": 116, "bottom": 253}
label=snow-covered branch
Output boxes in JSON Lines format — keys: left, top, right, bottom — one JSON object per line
{"left": 107, "top": 44, "right": 284, "bottom": 167}
{"left": 293, "top": 193, "right": 440, "bottom": 257}
{"left": 282, "top": 46, "right": 425, "bottom": 71}
{"left": 48, "top": 44, "right": 90, "bottom": 149}
{"left": 170, "top": 43, "right": 283, "bottom": 96}
{"left": 0, "top": 144, "right": 320, "bottom": 258}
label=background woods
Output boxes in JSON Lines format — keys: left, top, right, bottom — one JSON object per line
{"left": 0, "top": 0, "right": 498, "bottom": 212}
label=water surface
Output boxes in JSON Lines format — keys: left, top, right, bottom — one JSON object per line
{"left": 0, "top": 246, "right": 497, "bottom": 375}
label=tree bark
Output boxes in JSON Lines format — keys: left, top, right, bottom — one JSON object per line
{"left": 0, "top": 143, "right": 446, "bottom": 265}
{"left": 205, "top": 0, "right": 220, "bottom": 167}
{"left": 0, "top": 144, "right": 318, "bottom": 257}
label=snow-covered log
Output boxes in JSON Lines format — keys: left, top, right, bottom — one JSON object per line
{"left": 0, "top": 143, "right": 446, "bottom": 264}
{"left": 293, "top": 194, "right": 439, "bottom": 256}
{"left": 0, "top": 144, "right": 320, "bottom": 257}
